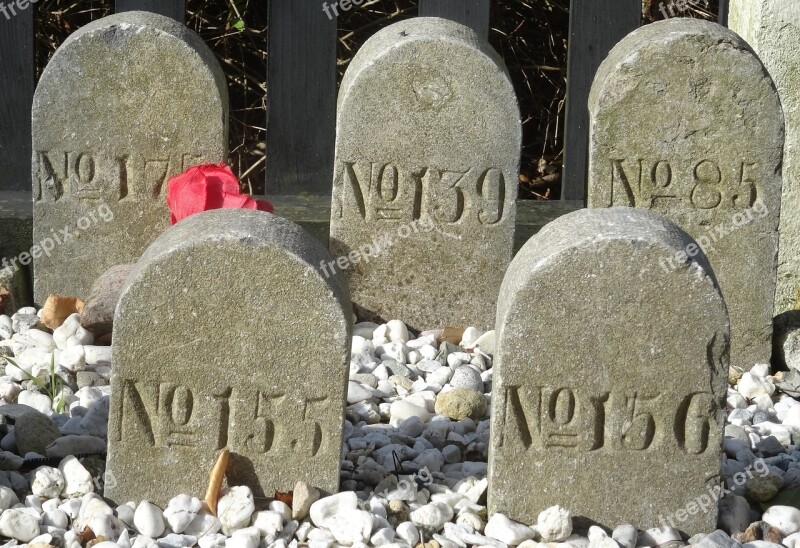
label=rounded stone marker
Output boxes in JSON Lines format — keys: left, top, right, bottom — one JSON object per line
{"left": 488, "top": 207, "right": 730, "bottom": 535}
{"left": 729, "top": 3, "right": 800, "bottom": 314}
{"left": 32, "top": 11, "right": 229, "bottom": 303}
{"left": 588, "top": 19, "right": 783, "bottom": 374}
{"left": 106, "top": 209, "right": 351, "bottom": 507}
{"left": 329, "top": 17, "right": 521, "bottom": 332}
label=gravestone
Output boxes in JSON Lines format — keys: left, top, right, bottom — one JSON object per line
{"left": 729, "top": 3, "right": 799, "bottom": 314}
{"left": 106, "top": 209, "right": 351, "bottom": 506}
{"left": 587, "top": 19, "right": 783, "bottom": 375}
{"left": 329, "top": 17, "right": 521, "bottom": 332}
{"left": 488, "top": 207, "right": 730, "bottom": 534}
{"left": 31, "top": 11, "right": 228, "bottom": 303}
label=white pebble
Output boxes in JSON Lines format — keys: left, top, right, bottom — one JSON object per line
{"left": 485, "top": 512, "right": 537, "bottom": 545}
{"left": 0, "top": 508, "right": 40, "bottom": 542}
{"left": 59, "top": 455, "right": 94, "bottom": 498}
{"left": 58, "top": 346, "right": 86, "bottom": 372}
{"left": 327, "top": 509, "right": 374, "bottom": 544}
{"left": 134, "top": 500, "right": 166, "bottom": 538}
{"left": 251, "top": 510, "right": 283, "bottom": 536}
{"left": 410, "top": 501, "right": 453, "bottom": 532}
{"left": 309, "top": 492, "right": 358, "bottom": 528}
{"left": 764, "top": 506, "right": 800, "bottom": 535}
{"left": 386, "top": 320, "right": 410, "bottom": 343}
{"left": 738, "top": 373, "right": 775, "bottom": 399}
{"left": 164, "top": 494, "right": 203, "bottom": 534}
{"left": 53, "top": 314, "right": 94, "bottom": 349}
{"left": 217, "top": 486, "right": 255, "bottom": 535}
{"left": 31, "top": 466, "right": 65, "bottom": 499}
{"left": 537, "top": 505, "right": 572, "bottom": 542}
{"left": 390, "top": 400, "right": 430, "bottom": 423}
{"left": 397, "top": 521, "right": 420, "bottom": 545}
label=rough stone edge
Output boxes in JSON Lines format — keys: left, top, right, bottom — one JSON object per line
{"left": 115, "top": 208, "right": 351, "bottom": 324}
{"left": 32, "top": 10, "right": 229, "bottom": 147}
{"left": 496, "top": 206, "right": 723, "bottom": 331}
{"left": 588, "top": 18, "right": 768, "bottom": 120}
{"left": 337, "top": 16, "right": 519, "bottom": 130}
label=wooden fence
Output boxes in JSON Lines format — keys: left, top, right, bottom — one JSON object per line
{"left": 0, "top": 0, "right": 731, "bottom": 254}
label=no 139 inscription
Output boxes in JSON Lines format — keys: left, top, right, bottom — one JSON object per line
{"left": 334, "top": 160, "right": 511, "bottom": 225}
{"left": 111, "top": 380, "right": 331, "bottom": 457}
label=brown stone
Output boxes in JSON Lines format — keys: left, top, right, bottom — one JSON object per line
{"left": 80, "top": 264, "right": 134, "bottom": 336}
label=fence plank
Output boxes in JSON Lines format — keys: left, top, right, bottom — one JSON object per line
{"left": 115, "top": 0, "right": 185, "bottom": 22}
{"left": 266, "top": 0, "right": 337, "bottom": 195}
{"left": 561, "top": 0, "right": 641, "bottom": 201}
{"left": 0, "top": 6, "right": 34, "bottom": 192}
{"left": 418, "top": 0, "right": 491, "bottom": 40}
{"left": 718, "top": 0, "right": 729, "bottom": 26}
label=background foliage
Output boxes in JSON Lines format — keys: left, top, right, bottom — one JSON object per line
{"left": 34, "top": 0, "right": 719, "bottom": 197}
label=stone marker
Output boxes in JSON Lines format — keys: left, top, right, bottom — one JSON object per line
{"left": 489, "top": 207, "right": 730, "bottom": 534}
{"left": 32, "top": 11, "right": 228, "bottom": 303}
{"left": 587, "top": 19, "right": 783, "bottom": 374}
{"left": 728, "top": 3, "right": 799, "bottom": 313}
{"left": 106, "top": 209, "right": 351, "bottom": 506}
{"left": 329, "top": 17, "right": 521, "bottom": 332}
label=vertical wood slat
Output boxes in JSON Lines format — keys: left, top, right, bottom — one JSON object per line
{"left": 718, "top": 0, "right": 729, "bottom": 27}
{"left": 267, "top": 1, "right": 337, "bottom": 195}
{"left": 418, "top": 0, "right": 491, "bottom": 40}
{"left": 561, "top": 0, "right": 641, "bottom": 201}
{"left": 0, "top": 6, "right": 34, "bottom": 192}
{"left": 115, "top": 0, "right": 185, "bottom": 22}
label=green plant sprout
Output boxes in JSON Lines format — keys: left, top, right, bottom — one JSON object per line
{"left": 1, "top": 353, "right": 67, "bottom": 414}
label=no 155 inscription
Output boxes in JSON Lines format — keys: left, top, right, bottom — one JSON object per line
{"left": 111, "top": 380, "right": 333, "bottom": 457}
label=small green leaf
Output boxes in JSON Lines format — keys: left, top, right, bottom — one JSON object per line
{"left": 233, "top": 19, "right": 245, "bottom": 30}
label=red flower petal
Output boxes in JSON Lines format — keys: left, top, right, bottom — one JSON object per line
{"left": 167, "top": 163, "right": 273, "bottom": 224}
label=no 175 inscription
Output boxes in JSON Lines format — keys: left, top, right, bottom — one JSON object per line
{"left": 34, "top": 150, "right": 205, "bottom": 203}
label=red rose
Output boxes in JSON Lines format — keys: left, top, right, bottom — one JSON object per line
{"left": 167, "top": 163, "right": 274, "bottom": 225}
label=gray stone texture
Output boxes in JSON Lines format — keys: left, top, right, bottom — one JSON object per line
{"left": 729, "top": 3, "right": 800, "bottom": 314}
{"left": 106, "top": 209, "right": 351, "bottom": 507}
{"left": 329, "top": 17, "right": 521, "bottom": 332}
{"left": 32, "top": 11, "right": 228, "bottom": 303}
{"left": 489, "top": 207, "right": 730, "bottom": 535}
{"left": 588, "top": 19, "right": 783, "bottom": 374}
{"left": 80, "top": 263, "right": 135, "bottom": 336}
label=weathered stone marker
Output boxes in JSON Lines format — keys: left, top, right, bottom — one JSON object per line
{"left": 106, "top": 209, "right": 351, "bottom": 506}
{"left": 587, "top": 19, "right": 783, "bottom": 374}
{"left": 32, "top": 11, "right": 228, "bottom": 303}
{"left": 729, "top": 3, "right": 799, "bottom": 314}
{"left": 329, "top": 17, "right": 521, "bottom": 332}
{"left": 489, "top": 207, "right": 730, "bottom": 534}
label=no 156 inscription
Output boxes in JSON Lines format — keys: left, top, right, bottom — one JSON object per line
{"left": 497, "top": 386, "right": 719, "bottom": 454}
{"left": 111, "top": 380, "right": 331, "bottom": 457}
